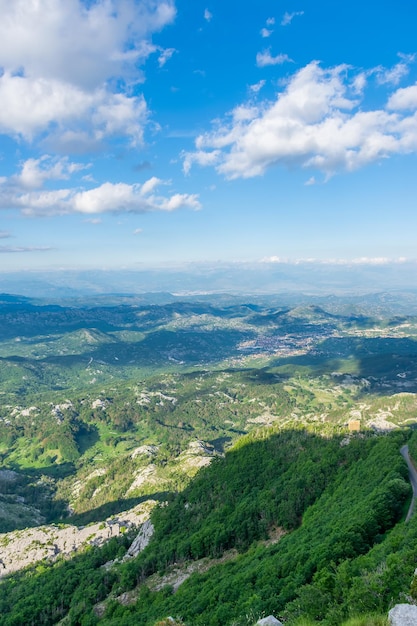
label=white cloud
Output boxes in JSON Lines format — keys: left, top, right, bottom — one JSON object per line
{"left": 71, "top": 181, "right": 200, "bottom": 215}
{"left": 159, "top": 193, "right": 201, "bottom": 211}
{"left": 0, "top": 168, "right": 201, "bottom": 217}
{"left": 304, "top": 176, "right": 316, "bottom": 186}
{"left": 256, "top": 50, "right": 292, "bottom": 67}
{"left": 158, "top": 48, "right": 176, "bottom": 67}
{"left": 261, "top": 17, "right": 275, "bottom": 37}
{"left": 0, "top": 73, "right": 93, "bottom": 140}
{"left": 0, "top": 0, "right": 175, "bottom": 145}
{"left": 260, "top": 256, "right": 282, "bottom": 263}
{"left": 258, "top": 256, "right": 408, "bottom": 266}
{"left": 0, "top": 75, "right": 148, "bottom": 145}
{"left": 182, "top": 149, "right": 221, "bottom": 175}
{"left": 0, "top": 246, "right": 53, "bottom": 253}
{"left": 133, "top": 228, "right": 143, "bottom": 234}
{"left": 387, "top": 84, "right": 417, "bottom": 110}
{"left": 183, "top": 60, "right": 417, "bottom": 179}
{"left": 140, "top": 176, "right": 163, "bottom": 195}
{"left": 249, "top": 80, "right": 266, "bottom": 93}
{"left": 204, "top": 8, "right": 213, "bottom": 22}
{"left": 92, "top": 92, "right": 148, "bottom": 146}
{"left": 15, "top": 156, "right": 89, "bottom": 189}
{"left": 281, "top": 11, "right": 304, "bottom": 26}
{"left": 352, "top": 72, "right": 367, "bottom": 94}
{"left": 376, "top": 61, "right": 410, "bottom": 86}
{"left": 0, "top": 231, "right": 11, "bottom": 239}
{"left": 0, "top": 0, "right": 176, "bottom": 89}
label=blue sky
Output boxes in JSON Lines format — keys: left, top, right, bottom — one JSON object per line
{"left": 1, "top": 0, "right": 417, "bottom": 272}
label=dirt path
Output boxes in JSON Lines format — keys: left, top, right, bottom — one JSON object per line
{"left": 400, "top": 445, "right": 417, "bottom": 523}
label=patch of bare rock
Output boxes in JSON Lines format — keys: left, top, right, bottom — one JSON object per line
{"left": 256, "top": 618, "right": 283, "bottom": 626}
{"left": 0, "top": 499, "right": 156, "bottom": 576}
{"left": 388, "top": 604, "right": 417, "bottom": 625}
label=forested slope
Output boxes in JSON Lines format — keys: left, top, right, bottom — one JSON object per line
{"left": 0, "top": 427, "right": 414, "bottom": 626}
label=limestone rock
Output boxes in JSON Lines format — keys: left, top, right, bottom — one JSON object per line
{"left": 125, "top": 519, "right": 154, "bottom": 558}
{"left": 256, "top": 616, "right": 283, "bottom": 626}
{"left": 389, "top": 604, "right": 417, "bottom": 625}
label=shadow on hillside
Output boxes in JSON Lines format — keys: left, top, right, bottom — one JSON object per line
{"left": 0, "top": 454, "right": 171, "bottom": 532}
{"left": 0, "top": 463, "right": 76, "bottom": 533}
{"left": 15, "top": 327, "right": 253, "bottom": 370}
{"left": 266, "top": 336, "right": 417, "bottom": 396}
{"left": 0, "top": 301, "right": 260, "bottom": 342}
{"left": 59, "top": 492, "right": 171, "bottom": 527}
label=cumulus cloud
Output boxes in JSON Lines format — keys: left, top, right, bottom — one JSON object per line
{"left": 204, "top": 8, "right": 213, "bottom": 22}
{"left": 0, "top": 165, "right": 201, "bottom": 217}
{"left": 182, "top": 149, "right": 221, "bottom": 175}
{"left": 0, "top": 72, "right": 150, "bottom": 147}
{"left": 14, "top": 156, "right": 89, "bottom": 189}
{"left": 0, "top": 0, "right": 175, "bottom": 144}
{"left": 387, "top": 84, "right": 417, "bottom": 110}
{"left": 256, "top": 50, "right": 293, "bottom": 67}
{"left": 159, "top": 193, "right": 201, "bottom": 211}
{"left": 0, "top": 0, "right": 175, "bottom": 88}
{"left": 62, "top": 182, "right": 198, "bottom": 215}
{"left": 92, "top": 92, "right": 149, "bottom": 146}
{"left": 281, "top": 11, "right": 304, "bottom": 26}
{"left": 182, "top": 60, "right": 417, "bottom": 179}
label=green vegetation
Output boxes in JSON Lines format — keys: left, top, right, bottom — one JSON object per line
{"left": 1, "top": 293, "right": 417, "bottom": 624}
{"left": 0, "top": 428, "right": 414, "bottom": 625}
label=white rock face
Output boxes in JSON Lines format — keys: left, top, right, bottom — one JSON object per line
{"left": 125, "top": 519, "right": 154, "bottom": 558}
{"left": 389, "top": 604, "right": 417, "bottom": 625}
{"left": 256, "top": 617, "right": 283, "bottom": 626}
{"left": 92, "top": 399, "right": 107, "bottom": 410}
{"left": 0, "top": 501, "right": 155, "bottom": 576}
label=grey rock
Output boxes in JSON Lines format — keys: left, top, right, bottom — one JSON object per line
{"left": 125, "top": 519, "right": 154, "bottom": 558}
{"left": 256, "top": 617, "right": 283, "bottom": 626}
{"left": 389, "top": 604, "right": 417, "bottom": 625}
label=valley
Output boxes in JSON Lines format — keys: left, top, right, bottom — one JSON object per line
{"left": 1, "top": 291, "right": 417, "bottom": 625}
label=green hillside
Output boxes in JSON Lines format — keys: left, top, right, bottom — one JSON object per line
{"left": 0, "top": 427, "right": 416, "bottom": 625}
{"left": 1, "top": 294, "right": 417, "bottom": 625}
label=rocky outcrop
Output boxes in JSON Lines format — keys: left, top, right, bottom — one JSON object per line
{"left": 389, "top": 604, "right": 417, "bottom": 625}
{"left": 0, "top": 500, "right": 156, "bottom": 576}
{"left": 256, "top": 617, "right": 283, "bottom": 626}
{"left": 125, "top": 518, "right": 154, "bottom": 558}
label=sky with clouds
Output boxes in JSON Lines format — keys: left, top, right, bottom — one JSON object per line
{"left": 1, "top": 0, "right": 417, "bottom": 271}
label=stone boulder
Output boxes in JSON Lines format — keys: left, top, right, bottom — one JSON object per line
{"left": 389, "top": 604, "right": 417, "bottom": 625}
{"left": 256, "top": 617, "right": 283, "bottom": 626}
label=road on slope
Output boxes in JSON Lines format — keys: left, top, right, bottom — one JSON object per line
{"left": 400, "top": 445, "right": 417, "bottom": 523}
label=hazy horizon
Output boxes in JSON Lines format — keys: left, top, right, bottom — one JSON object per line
{"left": 2, "top": 259, "right": 417, "bottom": 299}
